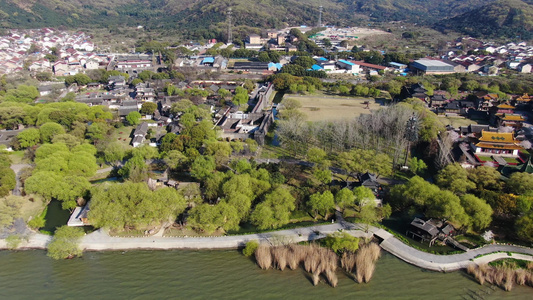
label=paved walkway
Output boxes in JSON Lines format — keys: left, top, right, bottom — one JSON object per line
{"left": 363, "top": 224, "right": 533, "bottom": 271}
{"left": 2, "top": 221, "right": 532, "bottom": 272}
{"left": 10, "top": 163, "right": 31, "bottom": 196}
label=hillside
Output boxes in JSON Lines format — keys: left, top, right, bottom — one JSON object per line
{"left": 436, "top": 0, "right": 533, "bottom": 40}
{"left": 0, "top": 0, "right": 529, "bottom": 40}
{"left": 342, "top": 0, "right": 495, "bottom": 23}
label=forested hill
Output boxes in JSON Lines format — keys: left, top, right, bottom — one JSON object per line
{"left": 435, "top": 0, "right": 533, "bottom": 40}
{"left": 0, "top": 0, "right": 530, "bottom": 40}
{"left": 340, "top": 0, "right": 496, "bottom": 23}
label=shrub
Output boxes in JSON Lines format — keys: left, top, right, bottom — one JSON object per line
{"left": 47, "top": 226, "right": 84, "bottom": 260}
{"left": 243, "top": 240, "right": 259, "bottom": 257}
{"left": 27, "top": 207, "right": 47, "bottom": 230}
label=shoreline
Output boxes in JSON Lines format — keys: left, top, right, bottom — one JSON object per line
{"left": 1, "top": 222, "right": 533, "bottom": 272}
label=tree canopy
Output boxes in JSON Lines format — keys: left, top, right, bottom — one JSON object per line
{"left": 89, "top": 182, "right": 186, "bottom": 230}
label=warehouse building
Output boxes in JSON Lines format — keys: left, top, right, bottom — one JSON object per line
{"left": 410, "top": 59, "right": 455, "bottom": 74}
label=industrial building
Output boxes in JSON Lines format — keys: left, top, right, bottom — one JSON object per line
{"left": 410, "top": 59, "right": 455, "bottom": 74}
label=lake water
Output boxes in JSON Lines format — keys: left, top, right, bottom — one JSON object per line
{"left": 0, "top": 250, "right": 531, "bottom": 299}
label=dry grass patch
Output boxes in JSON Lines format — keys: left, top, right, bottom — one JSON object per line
{"left": 285, "top": 95, "right": 381, "bottom": 122}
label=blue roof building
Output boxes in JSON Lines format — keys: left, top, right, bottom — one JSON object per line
{"left": 268, "top": 62, "right": 284, "bottom": 71}
{"left": 389, "top": 62, "right": 408, "bottom": 69}
{"left": 310, "top": 64, "right": 324, "bottom": 71}
{"left": 338, "top": 59, "right": 355, "bottom": 66}
{"left": 201, "top": 57, "right": 215, "bottom": 65}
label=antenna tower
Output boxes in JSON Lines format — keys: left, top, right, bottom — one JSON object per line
{"left": 318, "top": 6, "right": 323, "bottom": 27}
{"left": 227, "top": 8, "right": 233, "bottom": 44}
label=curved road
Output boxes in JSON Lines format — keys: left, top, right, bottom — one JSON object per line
{"left": 2, "top": 221, "right": 532, "bottom": 272}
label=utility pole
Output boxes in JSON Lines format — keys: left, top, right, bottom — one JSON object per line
{"left": 227, "top": 7, "right": 233, "bottom": 45}
{"left": 318, "top": 6, "right": 323, "bottom": 28}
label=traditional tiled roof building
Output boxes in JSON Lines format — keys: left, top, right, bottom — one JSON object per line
{"left": 474, "top": 130, "right": 523, "bottom": 157}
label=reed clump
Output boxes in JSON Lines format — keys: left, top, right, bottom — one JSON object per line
{"left": 354, "top": 243, "right": 381, "bottom": 283}
{"left": 255, "top": 244, "right": 272, "bottom": 270}
{"left": 253, "top": 241, "right": 381, "bottom": 287}
{"left": 466, "top": 263, "right": 533, "bottom": 291}
{"left": 253, "top": 243, "right": 340, "bottom": 287}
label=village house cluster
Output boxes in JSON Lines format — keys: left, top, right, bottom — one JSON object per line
{"left": 442, "top": 38, "right": 533, "bottom": 75}
{"left": 0, "top": 28, "right": 102, "bottom": 75}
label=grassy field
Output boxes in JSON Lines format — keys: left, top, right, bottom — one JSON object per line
{"left": 285, "top": 94, "right": 382, "bottom": 122}
{"left": 1, "top": 194, "right": 46, "bottom": 223}
{"left": 111, "top": 126, "right": 135, "bottom": 148}
{"left": 437, "top": 116, "right": 480, "bottom": 128}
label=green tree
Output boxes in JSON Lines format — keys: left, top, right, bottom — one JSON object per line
{"left": 190, "top": 156, "right": 216, "bottom": 181}
{"left": 353, "top": 186, "right": 375, "bottom": 206}
{"left": 138, "top": 70, "right": 154, "bottom": 81}
{"left": 468, "top": 166, "right": 502, "bottom": 190}
{"left": 294, "top": 56, "right": 316, "bottom": 69}
{"left": 187, "top": 204, "right": 223, "bottom": 234}
{"left": 65, "top": 74, "right": 92, "bottom": 86}
{"left": 435, "top": 163, "right": 475, "bottom": 194}
{"left": 86, "top": 122, "right": 111, "bottom": 144}
{"left": 104, "top": 141, "right": 127, "bottom": 165}
{"left": 307, "top": 147, "right": 327, "bottom": 164}
{"left": 313, "top": 167, "right": 332, "bottom": 185}
{"left": 250, "top": 187, "right": 295, "bottom": 230}
{"left": 140, "top": 102, "right": 157, "bottom": 115}
{"left": 516, "top": 213, "right": 533, "bottom": 242}
{"left": 2, "top": 85, "right": 40, "bottom": 103}
{"left": 242, "top": 240, "right": 259, "bottom": 257}
{"left": 258, "top": 52, "right": 271, "bottom": 62}
{"left": 507, "top": 173, "right": 533, "bottom": 195}
{"left": 218, "top": 88, "right": 231, "bottom": 100}
{"left": 52, "top": 134, "right": 81, "bottom": 149}
{"left": 386, "top": 81, "right": 402, "bottom": 98}
{"left": 324, "top": 232, "right": 360, "bottom": 254}
{"left": 339, "top": 85, "right": 350, "bottom": 95}
{"left": 338, "top": 149, "right": 392, "bottom": 178}
{"left": 308, "top": 191, "right": 335, "bottom": 219}
{"left": 90, "top": 182, "right": 186, "bottom": 230}
{"left": 232, "top": 159, "right": 252, "bottom": 174}
{"left": 119, "top": 154, "right": 148, "bottom": 182}
{"left": 163, "top": 150, "right": 187, "bottom": 170}
{"left": 131, "top": 78, "right": 143, "bottom": 86}
{"left": 358, "top": 205, "right": 379, "bottom": 232}
{"left": 126, "top": 111, "right": 141, "bottom": 126}
{"left": 389, "top": 176, "right": 440, "bottom": 210}
{"left": 47, "top": 226, "right": 84, "bottom": 260}
{"left": 335, "top": 188, "right": 355, "bottom": 211}
{"left": 17, "top": 128, "right": 40, "bottom": 148}
{"left": 408, "top": 157, "right": 427, "bottom": 176}
{"left": 39, "top": 122, "right": 65, "bottom": 143}
{"left": 460, "top": 194, "right": 493, "bottom": 231}
{"left": 427, "top": 190, "right": 468, "bottom": 227}
{"left": 224, "top": 193, "right": 252, "bottom": 221}
{"left": 232, "top": 93, "right": 249, "bottom": 106}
